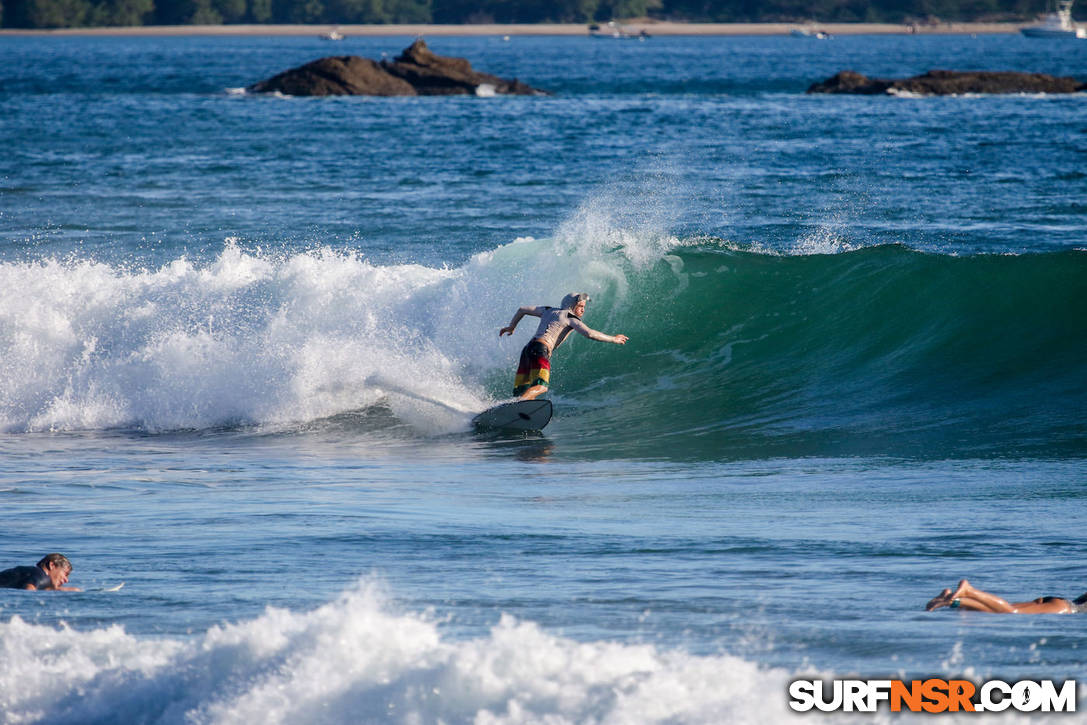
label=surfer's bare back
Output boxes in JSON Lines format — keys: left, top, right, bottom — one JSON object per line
{"left": 500, "top": 293, "right": 628, "bottom": 401}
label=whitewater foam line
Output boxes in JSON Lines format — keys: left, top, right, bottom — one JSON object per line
{"left": 0, "top": 582, "right": 802, "bottom": 725}
{"left": 366, "top": 374, "right": 476, "bottom": 416}
{"left": 0, "top": 244, "right": 494, "bottom": 433}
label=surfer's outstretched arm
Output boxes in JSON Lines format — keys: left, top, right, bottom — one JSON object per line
{"left": 500, "top": 306, "right": 542, "bottom": 337}
{"left": 567, "top": 317, "right": 628, "bottom": 345}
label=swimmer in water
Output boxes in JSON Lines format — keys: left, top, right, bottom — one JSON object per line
{"left": 925, "top": 579, "right": 1087, "bottom": 613}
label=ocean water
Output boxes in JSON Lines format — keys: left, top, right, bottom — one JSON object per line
{"left": 1, "top": 32, "right": 1085, "bottom": 724}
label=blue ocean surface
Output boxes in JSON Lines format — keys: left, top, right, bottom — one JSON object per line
{"left": 1, "top": 32, "right": 1085, "bottom": 723}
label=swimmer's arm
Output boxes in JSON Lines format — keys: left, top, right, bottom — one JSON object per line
{"left": 569, "top": 317, "right": 628, "bottom": 345}
{"left": 499, "top": 306, "right": 543, "bottom": 336}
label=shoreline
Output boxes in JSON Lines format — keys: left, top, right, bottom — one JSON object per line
{"left": 0, "top": 21, "right": 1024, "bottom": 37}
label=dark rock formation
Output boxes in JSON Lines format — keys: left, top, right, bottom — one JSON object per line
{"left": 807, "top": 69, "right": 1086, "bottom": 96}
{"left": 248, "top": 39, "right": 546, "bottom": 97}
{"left": 381, "top": 39, "right": 543, "bottom": 96}
{"left": 808, "top": 70, "right": 893, "bottom": 95}
{"left": 249, "top": 55, "right": 416, "bottom": 96}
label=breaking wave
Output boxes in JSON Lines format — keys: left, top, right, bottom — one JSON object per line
{"left": 1, "top": 221, "right": 1083, "bottom": 458}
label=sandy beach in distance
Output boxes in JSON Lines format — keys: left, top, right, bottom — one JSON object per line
{"left": 2, "top": 20, "right": 1023, "bottom": 37}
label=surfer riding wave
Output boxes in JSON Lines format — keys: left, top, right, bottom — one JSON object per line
{"left": 499, "top": 293, "right": 628, "bottom": 400}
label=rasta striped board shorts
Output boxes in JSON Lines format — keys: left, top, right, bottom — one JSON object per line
{"left": 513, "top": 340, "right": 551, "bottom": 396}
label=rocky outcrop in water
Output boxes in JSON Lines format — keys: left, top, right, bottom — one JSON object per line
{"left": 381, "top": 38, "right": 544, "bottom": 96}
{"left": 248, "top": 55, "right": 415, "bottom": 96}
{"left": 248, "top": 39, "right": 546, "bottom": 97}
{"left": 807, "top": 69, "right": 1086, "bottom": 95}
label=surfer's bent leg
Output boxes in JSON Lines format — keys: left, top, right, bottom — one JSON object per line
{"left": 518, "top": 385, "right": 548, "bottom": 401}
{"left": 948, "top": 580, "right": 1016, "bottom": 612}
{"left": 926, "top": 579, "right": 1073, "bottom": 613}
{"left": 927, "top": 580, "right": 1011, "bottom": 612}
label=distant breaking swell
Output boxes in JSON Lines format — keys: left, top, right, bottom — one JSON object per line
{"left": 0, "top": 240, "right": 1083, "bottom": 458}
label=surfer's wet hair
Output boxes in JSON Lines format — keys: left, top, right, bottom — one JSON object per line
{"left": 37, "top": 553, "right": 72, "bottom": 572}
{"left": 560, "top": 293, "right": 591, "bottom": 309}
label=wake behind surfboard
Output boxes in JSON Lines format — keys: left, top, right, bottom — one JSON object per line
{"left": 471, "top": 399, "right": 552, "bottom": 432}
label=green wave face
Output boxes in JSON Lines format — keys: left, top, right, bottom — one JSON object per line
{"left": 549, "top": 245, "right": 1087, "bottom": 460}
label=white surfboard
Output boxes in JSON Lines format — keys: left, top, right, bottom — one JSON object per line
{"left": 471, "top": 399, "right": 552, "bottom": 431}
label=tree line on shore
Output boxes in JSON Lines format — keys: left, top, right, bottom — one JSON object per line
{"left": 0, "top": 0, "right": 1062, "bottom": 30}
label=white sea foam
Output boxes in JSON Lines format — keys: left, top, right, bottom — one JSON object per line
{"left": 0, "top": 582, "right": 795, "bottom": 725}
{"left": 0, "top": 245, "right": 467, "bottom": 432}
{"left": 886, "top": 88, "right": 925, "bottom": 99}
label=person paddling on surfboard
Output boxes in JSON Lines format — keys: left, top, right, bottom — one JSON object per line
{"left": 925, "top": 579, "right": 1087, "bottom": 614}
{"left": 0, "top": 553, "right": 80, "bottom": 591}
{"left": 499, "top": 293, "right": 628, "bottom": 401}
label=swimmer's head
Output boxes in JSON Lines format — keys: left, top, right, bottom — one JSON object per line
{"left": 37, "top": 553, "right": 71, "bottom": 573}
{"left": 37, "top": 553, "right": 72, "bottom": 589}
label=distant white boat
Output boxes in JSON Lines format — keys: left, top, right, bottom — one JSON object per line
{"left": 790, "top": 27, "right": 830, "bottom": 39}
{"left": 321, "top": 28, "right": 345, "bottom": 41}
{"left": 589, "top": 21, "right": 650, "bottom": 40}
{"left": 1021, "top": 0, "right": 1086, "bottom": 38}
